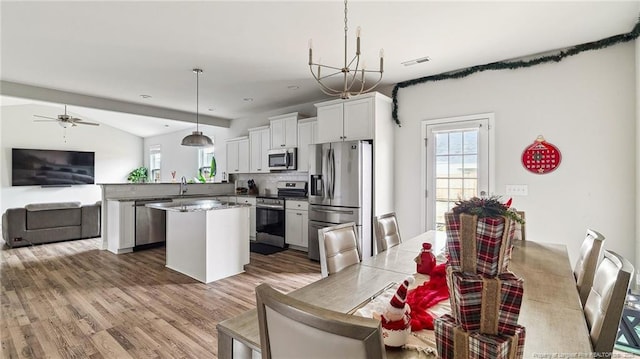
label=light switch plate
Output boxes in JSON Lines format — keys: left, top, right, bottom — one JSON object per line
{"left": 505, "top": 184, "right": 528, "bottom": 196}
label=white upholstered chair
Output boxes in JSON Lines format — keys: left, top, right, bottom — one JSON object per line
{"left": 574, "top": 229, "right": 606, "bottom": 306}
{"left": 373, "top": 212, "right": 402, "bottom": 253}
{"left": 583, "top": 250, "right": 633, "bottom": 353}
{"left": 255, "top": 283, "right": 386, "bottom": 359}
{"left": 318, "top": 222, "right": 360, "bottom": 278}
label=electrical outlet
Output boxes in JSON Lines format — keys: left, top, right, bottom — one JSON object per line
{"left": 505, "top": 184, "right": 528, "bottom": 196}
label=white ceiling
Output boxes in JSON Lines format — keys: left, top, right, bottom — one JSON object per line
{"left": 1, "top": 1, "right": 638, "bottom": 137}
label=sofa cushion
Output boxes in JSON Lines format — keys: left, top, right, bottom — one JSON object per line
{"left": 25, "top": 202, "right": 81, "bottom": 211}
{"left": 27, "top": 208, "right": 81, "bottom": 230}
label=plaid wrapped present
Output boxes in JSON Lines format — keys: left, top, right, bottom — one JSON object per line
{"left": 448, "top": 269, "right": 524, "bottom": 336}
{"left": 445, "top": 212, "right": 515, "bottom": 277}
{"left": 435, "top": 314, "right": 525, "bottom": 359}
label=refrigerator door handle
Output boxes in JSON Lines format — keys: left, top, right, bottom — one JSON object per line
{"left": 327, "top": 148, "right": 333, "bottom": 199}
{"left": 330, "top": 148, "right": 336, "bottom": 199}
{"left": 312, "top": 208, "right": 355, "bottom": 215}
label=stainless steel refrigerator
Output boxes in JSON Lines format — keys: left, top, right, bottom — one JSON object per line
{"left": 308, "top": 140, "right": 372, "bottom": 261}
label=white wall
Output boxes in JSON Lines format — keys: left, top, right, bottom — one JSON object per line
{"left": 636, "top": 37, "right": 640, "bottom": 275}
{"left": 143, "top": 125, "right": 230, "bottom": 183}
{"left": 1, "top": 103, "right": 143, "bottom": 212}
{"left": 394, "top": 42, "right": 636, "bottom": 267}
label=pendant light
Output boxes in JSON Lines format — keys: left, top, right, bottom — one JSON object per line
{"left": 181, "top": 68, "right": 214, "bottom": 147}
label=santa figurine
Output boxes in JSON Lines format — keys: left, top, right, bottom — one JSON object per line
{"left": 380, "top": 276, "right": 414, "bottom": 347}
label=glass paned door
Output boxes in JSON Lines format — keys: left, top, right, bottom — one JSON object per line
{"left": 424, "top": 115, "right": 492, "bottom": 231}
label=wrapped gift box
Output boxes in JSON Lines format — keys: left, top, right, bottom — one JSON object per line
{"left": 445, "top": 212, "right": 515, "bottom": 277}
{"left": 447, "top": 269, "right": 524, "bottom": 336}
{"left": 435, "top": 314, "right": 525, "bottom": 359}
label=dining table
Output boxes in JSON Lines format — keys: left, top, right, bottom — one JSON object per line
{"left": 217, "top": 230, "right": 593, "bottom": 358}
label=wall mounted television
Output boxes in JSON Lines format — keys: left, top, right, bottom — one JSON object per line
{"left": 12, "top": 148, "right": 95, "bottom": 186}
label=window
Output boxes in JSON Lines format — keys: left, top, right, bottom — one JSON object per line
{"left": 149, "top": 145, "right": 161, "bottom": 183}
{"left": 198, "top": 147, "right": 216, "bottom": 180}
{"left": 422, "top": 114, "right": 494, "bottom": 231}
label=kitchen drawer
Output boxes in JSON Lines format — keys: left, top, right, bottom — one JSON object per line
{"left": 286, "top": 200, "right": 308, "bottom": 211}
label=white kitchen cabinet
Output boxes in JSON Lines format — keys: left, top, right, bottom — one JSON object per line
{"left": 314, "top": 91, "right": 395, "bottom": 219}
{"left": 285, "top": 200, "right": 308, "bottom": 249}
{"left": 236, "top": 196, "right": 257, "bottom": 240}
{"left": 248, "top": 126, "right": 270, "bottom": 173}
{"left": 226, "top": 137, "right": 249, "bottom": 174}
{"left": 269, "top": 112, "right": 300, "bottom": 149}
{"left": 315, "top": 93, "right": 382, "bottom": 143}
{"left": 297, "top": 118, "right": 317, "bottom": 172}
{"left": 106, "top": 200, "right": 135, "bottom": 254}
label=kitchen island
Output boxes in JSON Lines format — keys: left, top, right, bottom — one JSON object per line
{"left": 147, "top": 199, "right": 251, "bottom": 283}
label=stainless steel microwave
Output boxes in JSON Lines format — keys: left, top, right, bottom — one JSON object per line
{"left": 268, "top": 148, "right": 297, "bottom": 171}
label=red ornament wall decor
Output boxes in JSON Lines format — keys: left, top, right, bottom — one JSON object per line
{"left": 521, "top": 135, "right": 561, "bottom": 174}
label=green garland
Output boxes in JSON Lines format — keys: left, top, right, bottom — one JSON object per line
{"left": 391, "top": 16, "right": 640, "bottom": 127}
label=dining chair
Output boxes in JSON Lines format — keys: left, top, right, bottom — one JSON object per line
{"left": 255, "top": 283, "right": 386, "bottom": 359}
{"left": 583, "top": 250, "right": 634, "bottom": 353}
{"left": 318, "top": 222, "right": 360, "bottom": 278}
{"left": 373, "top": 212, "right": 402, "bottom": 253}
{"left": 574, "top": 229, "right": 606, "bottom": 306}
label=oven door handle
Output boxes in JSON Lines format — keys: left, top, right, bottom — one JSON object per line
{"left": 256, "top": 204, "right": 285, "bottom": 210}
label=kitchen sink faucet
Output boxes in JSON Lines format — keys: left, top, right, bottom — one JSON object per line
{"left": 180, "top": 176, "right": 188, "bottom": 195}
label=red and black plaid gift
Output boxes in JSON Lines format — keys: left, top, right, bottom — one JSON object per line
{"left": 445, "top": 212, "right": 515, "bottom": 277}
{"left": 435, "top": 314, "right": 525, "bottom": 359}
{"left": 448, "top": 270, "right": 524, "bottom": 336}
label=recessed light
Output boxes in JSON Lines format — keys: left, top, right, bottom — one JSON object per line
{"left": 164, "top": 124, "right": 169, "bottom": 128}
{"left": 401, "top": 56, "right": 431, "bottom": 66}
{"left": 243, "top": 97, "right": 254, "bottom": 102}
{"left": 208, "top": 108, "right": 215, "bottom": 112}
{"left": 287, "top": 85, "right": 300, "bottom": 90}
{"left": 140, "top": 94, "right": 152, "bottom": 99}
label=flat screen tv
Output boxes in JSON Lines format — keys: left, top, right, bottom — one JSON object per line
{"left": 12, "top": 148, "right": 95, "bottom": 186}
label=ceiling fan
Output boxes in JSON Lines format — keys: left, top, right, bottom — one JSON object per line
{"left": 33, "top": 105, "right": 100, "bottom": 128}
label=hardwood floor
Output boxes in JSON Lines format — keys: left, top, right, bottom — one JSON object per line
{"left": 1, "top": 238, "right": 321, "bottom": 358}
{"left": 4, "top": 239, "right": 640, "bottom": 358}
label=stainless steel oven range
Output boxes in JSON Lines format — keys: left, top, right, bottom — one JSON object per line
{"left": 255, "top": 197, "right": 286, "bottom": 248}
{"left": 255, "top": 181, "right": 307, "bottom": 248}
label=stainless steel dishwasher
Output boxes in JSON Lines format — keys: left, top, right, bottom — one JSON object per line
{"left": 134, "top": 198, "right": 172, "bottom": 249}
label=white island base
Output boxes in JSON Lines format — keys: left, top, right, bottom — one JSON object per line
{"left": 165, "top": 206, "right": 250, "bottom": 283}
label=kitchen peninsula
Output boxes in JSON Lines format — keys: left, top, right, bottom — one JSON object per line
{"left": 99, "top": 182, "right": 235, "bottom": 254}
{"left": 148, "top": 199, "right": 250, "bottom": 283}
{"left": 100, "top": 183, "right": 252, "bottom": 283}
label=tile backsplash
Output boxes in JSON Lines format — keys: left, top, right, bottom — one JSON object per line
{"left": 232, "top": 172, "right": 308, "bottom": 196}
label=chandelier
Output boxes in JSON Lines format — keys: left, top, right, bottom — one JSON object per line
{"left": 308, "top": 0, "right": 384, "bottom": 99}
{"left": 181, "top": 68, "right": 214, "bottom": 147}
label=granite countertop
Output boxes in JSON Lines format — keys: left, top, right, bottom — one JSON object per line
{"left": 145, "top": 199, "right": 251, "bottom": 213}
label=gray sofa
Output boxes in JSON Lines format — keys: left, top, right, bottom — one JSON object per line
{"left": 2, "top": 201, "right": 101, "bottom": 248}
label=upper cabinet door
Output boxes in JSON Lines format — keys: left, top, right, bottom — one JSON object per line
{"left": 227, "top": 141, "right": 240, "bottom": 173}
{"left": 316, "top": 103, "right": 344, "bottom": 143}
{"left": 249, "top": 130, "right": 262, "bottom": 173}
{"left": 260, "top": 129, "right": 270, "bottom": 172}
{"left": 297, "top": 118, "right": 317, "bottom": 172}
{"left": 227, "top": 138, "right": 249, "bottom": 174}
{"left": 284, "top": 117, "right": 298, "bottom": 148}
{"left": 270, "top": 113, "right": 299, "bottom": 148}
{"left": 238, "top": 139, "right": 250, "bottom": 173}
{"left": 270, "top": 119, "right": 286, "bottom": 148}
{"left": 249, "top": 128, "right": 270, "bottom": 173}
{"left": 343, "top": 97, "right": 374, "bottom": 141}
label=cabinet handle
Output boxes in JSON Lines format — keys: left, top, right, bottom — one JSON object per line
{"left": 296, "top": 213, "right": 302, "bottom": 216}
{"left": 257, "top": 168, "right": 261, "bottom": 171}
{"left": 281, "top": 144, "right": 285, "bottom": 147}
